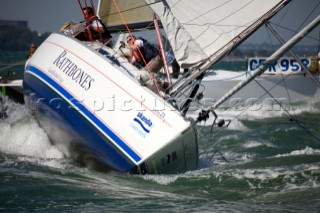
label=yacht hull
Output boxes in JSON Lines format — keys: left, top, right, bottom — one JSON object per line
{"left": 23, "top": 33, "right": 198, "bottom": 174}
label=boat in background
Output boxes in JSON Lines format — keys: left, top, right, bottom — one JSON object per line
{"left": 23, "top": 0, "right": 319, "bottom": 174}
{"left": 0, "top": 61, "right": 25, "bottom": 104}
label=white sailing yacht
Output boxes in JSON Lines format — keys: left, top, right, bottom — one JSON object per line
{"left": 23, "top": 0, "right": 319, "bottom": 174}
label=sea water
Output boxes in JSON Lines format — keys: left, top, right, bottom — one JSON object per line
{"left": 0, "top": 91, "right": 320, "bottom": 212}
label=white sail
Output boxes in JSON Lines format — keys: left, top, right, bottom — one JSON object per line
{"left": 145, "top": 0, "right": 289, "bottom": 70}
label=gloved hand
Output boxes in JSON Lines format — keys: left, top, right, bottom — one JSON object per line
{"left": 119, "top": 41, "right": 125, "bottom": 49}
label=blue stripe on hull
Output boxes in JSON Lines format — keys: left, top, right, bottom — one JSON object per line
{"left": 24, "top": 66, "right": 140, "bottom": 172}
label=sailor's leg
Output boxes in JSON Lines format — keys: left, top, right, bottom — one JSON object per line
{"left": 146, "top": 55, "right": 163, "bottom": 73}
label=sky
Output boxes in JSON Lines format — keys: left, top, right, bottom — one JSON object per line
{"left": 1, "top": 0, "right": 319, "bottom": 46}
{"left": 0, "top": 0, "right": 99, "bottom": 35}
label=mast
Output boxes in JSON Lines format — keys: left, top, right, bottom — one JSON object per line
{"left": 210, "top": 15, "right": 320, "bottom": 110}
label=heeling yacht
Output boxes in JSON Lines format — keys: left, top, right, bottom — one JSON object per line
{"left": 23, "top": 0, "right": 318, "bottom": 174}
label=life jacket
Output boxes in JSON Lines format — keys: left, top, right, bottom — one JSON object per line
{"left": 88, "top": 16, "right": 112, "bottom": 41}
{"left": 136, "top": 37, "right": 159, "bottom": 65}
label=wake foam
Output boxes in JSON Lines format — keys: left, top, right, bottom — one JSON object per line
{"left": 0, "top": 96, "right": 63, "bottom": 159}
{"left": 274, "top": 146, "right": 320, "bottom": 158}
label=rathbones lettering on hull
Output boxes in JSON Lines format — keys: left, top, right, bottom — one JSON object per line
{"left": 53, "top": 50, "right": 95, "bottom": 91}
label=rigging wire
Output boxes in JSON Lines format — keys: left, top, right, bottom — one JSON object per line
{"left": 265, "top": 23, "right": 301, "bottom": 122}
{"left": 249, "top": 75, "right": 320, "bottom": 143}
{"left": 270, "top": 22, "right": 320, "bottom": 43}
{"left": 296, "top": 0, "right": 320, "bottom": 32}
{"left": 265, "top": 24, "right": 295, "bottom": 111}
{"left": 269, "top": 0, "right": 320, "bottom": 45}
{"left": 277, "top": 0, "right": 292, "bottom": 25}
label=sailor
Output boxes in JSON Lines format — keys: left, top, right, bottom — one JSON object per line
{"left": 120, "top": 35, "right": 164, "bottom": 90}
{"left": 27, "top": 42, "right": 37, "bottom": 58}
{"left": 82, "top": 6, "right": 112, "bottom": 47}
{"left": 121, "top": 35, "right": 162, "bottom": 73}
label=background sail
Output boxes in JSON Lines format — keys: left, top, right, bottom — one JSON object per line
{"left": 146, "top": 0, "right": 289, "bottom": 69}
{"left": 97, "top": 0, "right": 155, "bottom": 31}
